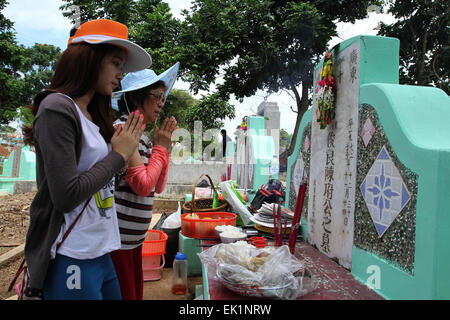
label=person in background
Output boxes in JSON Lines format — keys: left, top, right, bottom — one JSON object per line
{"left": 221, "top": 129, "right": 232, "bottom": 158}
{"left": 21, "top": 19, "right": 151, "bottom": 300}
{"left": 110, "top": 62, "right": 179, "bottom": 300}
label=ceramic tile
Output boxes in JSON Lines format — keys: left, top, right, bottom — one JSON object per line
{"left": 361, "top": 117, "right": 376, "bottom": 147}
{"left": 360, "top": 145, "right": 411, "bottom": 237}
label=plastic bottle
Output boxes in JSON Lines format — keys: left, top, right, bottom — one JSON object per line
{"left": 172, "top": 252, "right": 188, "bottom": 295}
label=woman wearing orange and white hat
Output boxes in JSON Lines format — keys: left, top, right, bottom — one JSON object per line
{"left": 21, "top": 19, "right": 150, "bottom": 300}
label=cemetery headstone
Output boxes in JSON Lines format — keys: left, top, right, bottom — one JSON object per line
{"left": 308, "top": 35, "right": 400, "bottom": 269}
{"left": 287, "top": 35, "right": 450, "bottom": 299}
{"left": 235, "top": 115, "right": 279, "bottom": 191}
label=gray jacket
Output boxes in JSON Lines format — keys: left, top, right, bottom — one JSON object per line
{"left": 24, "top": 93, "right": 125, "bottom": 289}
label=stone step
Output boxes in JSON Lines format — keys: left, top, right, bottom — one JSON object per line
{"left": 0, "top": 244, "right": 24, "bottom": 268}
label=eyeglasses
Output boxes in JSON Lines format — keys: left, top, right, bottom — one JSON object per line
{"left": 148, "top": 91, "right": 167, "bottom": 104}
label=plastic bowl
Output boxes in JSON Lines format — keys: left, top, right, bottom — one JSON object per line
{"left": 216, "top": 269, "right": 316, "bottom": 299}
{"left": 215, "top": 225, "right": 242, "bottom": 238}
{"left": 219, "top": 232, "right": 247, "bottom": 244}
{"left": 252, "top": 240, "right": 268, "bottom": 248}
{"left": 216, "top": 270, "right": 294, "bottom": 299}
{"left": 250, "top": 237, "right": 266, "bottom": 242}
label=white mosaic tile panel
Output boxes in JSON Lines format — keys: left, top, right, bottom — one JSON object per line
{"left": 360, "top": 145, "right": 411, "bottom": 237}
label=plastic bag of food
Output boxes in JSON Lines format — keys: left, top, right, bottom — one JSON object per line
{"left": 198, "top": 243, "right": 317, "bottom": 300}
{"left": 161, "top": 202, "right": 181, "bottom": 229}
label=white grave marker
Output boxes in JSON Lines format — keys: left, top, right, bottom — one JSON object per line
{"left": 307, "top": 41, "right": 360, "bottom": 269}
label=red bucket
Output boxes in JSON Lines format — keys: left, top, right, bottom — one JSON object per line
{"left": 142, "top": 230, "right": 168, "bottom": 256}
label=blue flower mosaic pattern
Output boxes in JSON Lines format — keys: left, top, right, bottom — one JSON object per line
{"left": 360, "top": 145, "right": 411, "bottom": 237}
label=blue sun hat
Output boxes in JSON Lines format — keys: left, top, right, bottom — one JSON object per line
{"left": 111, "top": 61, "right": 180, "bottom": 111}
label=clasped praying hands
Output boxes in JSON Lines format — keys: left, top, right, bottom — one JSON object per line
{"left": 111, "top": 110, "right": 146, "bottom": 161}
{"left": 153, "top": 116, "right": 178, "bottom": 151}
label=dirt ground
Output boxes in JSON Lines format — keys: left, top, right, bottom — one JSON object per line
{"left": 0, "top": 192, "right": 196, "bottom": 300}
{"left": 0, "top": 192, "right": 33, "bottom": 300}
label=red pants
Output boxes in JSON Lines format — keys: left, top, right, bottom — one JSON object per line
{"left": 110, "top": 245, "right": 143, "bottom": 300}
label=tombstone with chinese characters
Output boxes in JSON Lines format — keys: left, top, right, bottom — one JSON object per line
{"left": 286, "top": 35, "right": 450, "bottom": 299}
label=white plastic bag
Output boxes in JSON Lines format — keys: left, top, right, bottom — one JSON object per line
{"left": 198, "top": 243, "right": 317, "bottom": 300}
{"left": 161, "top": 201, "right": 181, "bottom": 229}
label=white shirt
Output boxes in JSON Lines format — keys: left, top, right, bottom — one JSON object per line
{"left": 50, "top": 96, "right": 121, "bottom": 259}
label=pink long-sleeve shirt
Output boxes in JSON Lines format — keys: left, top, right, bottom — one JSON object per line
{"left": 113, "top": 116, "right": 170, "bottom": 249}
{"left": 125, "top": 145, "right": 170, "bottom": 196}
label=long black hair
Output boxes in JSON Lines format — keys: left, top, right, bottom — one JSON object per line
{"left": 23, "top": 42, "right": 124, "bottom": 145}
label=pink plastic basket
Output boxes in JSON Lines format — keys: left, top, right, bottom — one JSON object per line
{"left": 142, "top": 230, "right": 168, "bottom": 281}
{"left": 142, "top": 254, "right": 165, "bottom": 281}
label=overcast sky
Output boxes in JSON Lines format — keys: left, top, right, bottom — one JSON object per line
{"left": 4, "top": 0, "right": 395, "bottom": 137}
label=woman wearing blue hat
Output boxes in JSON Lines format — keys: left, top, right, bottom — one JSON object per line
{"left": 110, "top": 62, "right": 179, "bottom": 300}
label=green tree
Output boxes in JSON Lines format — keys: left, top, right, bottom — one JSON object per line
{"left": 157, "top": 88, "right": 196, "bottom": 130}
{"left": 378, "top": 0, "right": 449, "bottom": 94}
{"left": 18, "top": 105, "right": 34, "bottom": 127}
{"left": 128, "top": 1, "right": 181, "bottom": 72}
{"left": 0, "top": 0, "right": 25, "bottom": 125}
{"left": 61, "top": 0, "right": 138, "bottom": 26}
{"left": 185, "top": 93, "right": 235, "bottom": 158}
{"left": 185, "top": 92, "right": 235, "bottom": 132}
{"left": 279, "top": 128, "right": 292, "bottom": 152}
{"left": 0, "top": 0, "right": 61, "bottom": 127}
{"left": 176, "top": 0, "right": 382, "bottom": 155}
{"left": 20, "top": 44, "right": 61, "bottom": 104}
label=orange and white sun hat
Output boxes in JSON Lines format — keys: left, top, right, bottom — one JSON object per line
{"left": 68, "top": 19, "right": 152, "bottom": 73}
